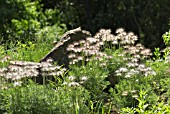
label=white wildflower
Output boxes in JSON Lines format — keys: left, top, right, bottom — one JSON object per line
{"left": 115, "top": 72, "right": 122, "bottom": 76}
{"left": 121, "top": 91, "right": 128, "bottom": 96}
{"left": 56, "top": 71, "right": 63, "bottom": 75}
{"left": 138, "top": 64, "right": 145, "bottom": 69}
{"left": 68, "top": 82, "right": 80, "bottom": 87}
{"left": 63, "top": 82, "right": 68, "bottom": 85}
{"left": 81, "top": 76, "right": 88, "bottom": 81}
{"left": 125, "top": 74, "right": 131, "bottom": 78}
{"left": 127, "top": 62, "right": 137, "bottom": 67}
{"left": 68, "top": 76, "right": 75, "bottom": 81}
{"left": 132, "top": 94, "right": 139, "bottom": 98}
{"left": 119, "top": 67, "right": 128, "bottom": 73}
{"left": 13, "top": 81, "right": 22, "bottom": 87}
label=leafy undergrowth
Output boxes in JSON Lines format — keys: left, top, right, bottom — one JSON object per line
{"left": 1, "top": 28, "right": 170, "bottom": 113}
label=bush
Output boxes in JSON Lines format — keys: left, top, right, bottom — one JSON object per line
{"left": 163, "top": 30, "right": 170, "bottom": 46}
{"left": 0, "top": 80, "right": 90, "bottom": 114}
{"left": 0, "top": 0, "right": 66, "bottom": 43}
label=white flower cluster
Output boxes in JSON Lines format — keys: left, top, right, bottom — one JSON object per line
{"left": 100, "top": 28, "right": 154, "bottom": 78}
{"left": 95, "top": 28, "right": 138, "bottom": 45}
{"left": 95, "top": 29, "right": 118, "bottom": 45}
{"left": 66, "top": 28, "right": 155, "bottom": 79}
{"left": 121, "top": 90, "right": 138, "bottom": 98}
{"left": 115, "top": 61, "right": 156, "bottom": 78}
{"left": 0, "top": 60, "right": 66, "bottom": 81}
{"left": 64, "top": 75, "right": 88, "bottom": 87}
{"left": 123, "top": 44, "right": 152, "bottom": 60}
{"left": 95, "top": 28, "right": 152, "bottom": 60}
{"left": 67, "top": 28, "right": 141, "bottom": 65}
{"left": 67, "top": 36, "right": 112, "bottom": 65}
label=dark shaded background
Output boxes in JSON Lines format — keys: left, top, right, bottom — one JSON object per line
{"left": 0, "top": 0, "right": 170, "bottom": 51}
{"left": 41, "top": 0, "right": 170, "bottom": 50}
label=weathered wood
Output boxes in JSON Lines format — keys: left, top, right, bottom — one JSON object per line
{"left": 40, "top": 27, "right": 91, "bottom": 67}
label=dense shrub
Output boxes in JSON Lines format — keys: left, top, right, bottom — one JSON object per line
{"left": 0, "top": 0, "right": 66, "bottom": 44}
{"left": 0, "top": 80, "right": 90, "bottom": 114}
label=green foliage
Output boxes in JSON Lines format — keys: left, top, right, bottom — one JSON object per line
{"left": 67, "top": 59, "right": 111, "bottom": 113}
{"left": 153, "top": 48, "right": 161, "bottom": 60}
{"left": 1, "top": 41, "right": 53, "bottom": 62}
{"left": 67, "top": 47, "right": 125, "bottom": 96}
{"left": 1, "top": 26, "right": 170, "bottom": 113}
{"left": 121, "top": 90, "right": 170, "bottom": 114}
{"left": 0, "top": 0, "right": 66, "bottom": 43}
{"left": 163, "top": 30, "right": 170, "bottom": 46}
{"left": 109, "top": 76, "right": 159, "bottom": 108}
{"left": 68, "top": 60, "right": 109, "bottom": 97}
{"left": 0, "top": 46, "right": 5, "bottom": 59}
{"left": 0, "top": 80, "right": 90, "bottom": 114}
{"left": 35, "top": 23, "right": 67, "bottom": 43}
